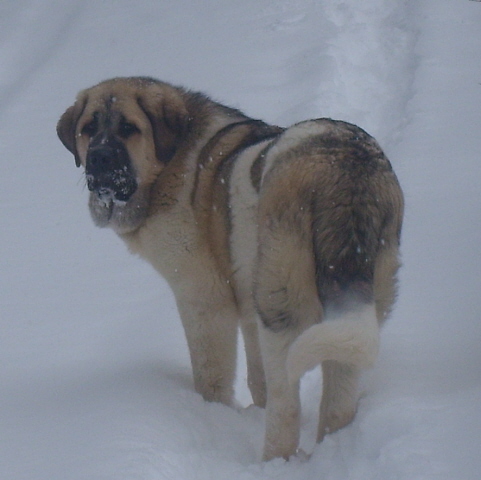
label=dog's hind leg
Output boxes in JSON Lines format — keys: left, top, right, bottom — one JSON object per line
{"left": 317, "top": 245, "right": 401, "bottom": 441}
{"left": 254, "top": 227, "right": 322, "bottom": 461}
{"left": 286, "top": 300, "right": 379, "bottom": 444}
{"left": 318, "top": 360, "right": 360, "bottom": 442}
{"left": 258, "top": 327, "right": 302, "bottom": 461}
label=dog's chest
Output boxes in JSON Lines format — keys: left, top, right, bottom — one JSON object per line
{"left": 122, "top": 197, "right": 199, "bottom": 281}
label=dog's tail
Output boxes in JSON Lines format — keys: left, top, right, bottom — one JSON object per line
{"left": 287, "top": 127, "right": 387, "bottom": 384}
{"left": 286, "top": 303, "right": 379, "bottom": 385}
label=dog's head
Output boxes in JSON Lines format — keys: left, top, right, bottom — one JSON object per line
{"left": 57, "top": 77, "right": 188, "bottom": 233}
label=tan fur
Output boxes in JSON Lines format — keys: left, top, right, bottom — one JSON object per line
{"left": 57, "top": 77, "right": 404, "bottom": 461}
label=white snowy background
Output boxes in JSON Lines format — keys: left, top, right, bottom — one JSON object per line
{"left": 1, "top": 1, "right": 480, "bottom": 479}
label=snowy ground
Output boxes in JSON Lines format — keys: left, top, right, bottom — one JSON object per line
{"left": 1, "top": 1, "right": 481, "bottom": 479}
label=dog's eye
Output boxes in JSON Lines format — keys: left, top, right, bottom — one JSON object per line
{"left": 81, "top": 119, "right": 98, "bottom": 137}
{"left": 118, "top": 120, "right": 140, "bottom": 138}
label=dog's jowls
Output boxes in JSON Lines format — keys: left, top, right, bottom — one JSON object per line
{"left": 57, "top": 77, "right": 403, "bottom": 461}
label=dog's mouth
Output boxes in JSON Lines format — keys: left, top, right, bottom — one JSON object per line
{"left": 93, "top": 186, "right": 126, "bottom": 207}
{"left": 87, "top": 173, "right": 149, "bottom": 233}
{"left": 86, "top": 171, "right": 137, "bottom": 205}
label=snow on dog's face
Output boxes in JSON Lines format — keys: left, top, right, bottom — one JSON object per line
{"left": 57, "top": 77, "right": 188, "bottom": 234}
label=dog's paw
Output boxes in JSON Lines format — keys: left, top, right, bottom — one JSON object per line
{"left": 294, "top": 448, "right": 311, "bottom": 462}
{"left": 317, "top": 408, "right": 356, "bottom": 442}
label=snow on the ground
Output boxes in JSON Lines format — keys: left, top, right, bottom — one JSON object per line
{"left": 1, "top": 1, "right": 480, "bottom": 479}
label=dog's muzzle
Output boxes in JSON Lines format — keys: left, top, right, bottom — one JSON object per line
{"left": 86, "top": 143, "right": 137, "bottom": 203}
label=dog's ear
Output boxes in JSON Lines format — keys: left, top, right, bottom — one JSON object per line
{"left": 137, "top": 87, "right": 189, "bottom": 164}
{"left": 57, "top": 95, "right": 87, "bottom": 167}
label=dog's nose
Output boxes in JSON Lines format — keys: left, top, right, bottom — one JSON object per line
{"left": 87, "top": 146, "right": 116, "bottom": 171}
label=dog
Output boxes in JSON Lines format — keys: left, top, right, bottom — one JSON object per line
{"left": 57, "top": 77, "right": 403, "bottom": 461}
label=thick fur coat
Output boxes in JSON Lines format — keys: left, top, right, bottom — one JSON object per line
{"left": 57, "top": 77, "right": 403, "bottom": 460}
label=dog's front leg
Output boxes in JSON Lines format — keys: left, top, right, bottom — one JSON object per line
{"left": 239, "top": 312, "right": 266, "bottom": 408}
{"left": 176, "top": 293, "right": 238, "bottom": 406}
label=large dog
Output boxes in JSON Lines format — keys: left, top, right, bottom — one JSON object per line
{"left": 57, "top": 77, "right": 403, "bottom": 461}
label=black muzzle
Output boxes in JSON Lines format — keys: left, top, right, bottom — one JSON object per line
{"left": 86, "top": 140, "right": 137, "bottom": 203}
